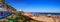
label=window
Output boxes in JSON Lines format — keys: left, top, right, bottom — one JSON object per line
{"left": 0, "top": 12, "right": 3, "bottom": 16}
{"left": 0, "top": 4, "right": 2, "bottom": 9}
{"left": 1, "top": 12, "right": 3, "bottom": 16}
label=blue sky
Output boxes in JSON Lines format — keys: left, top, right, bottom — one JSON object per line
{"left": 5, "top": 0, "right": 60, "bottom": 12}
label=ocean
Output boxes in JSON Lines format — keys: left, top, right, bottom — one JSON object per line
{"left": 30, "top": 12, "right": 60, "bottom": 16}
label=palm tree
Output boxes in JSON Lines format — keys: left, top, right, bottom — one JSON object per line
{"left": 0, "top": 0, "right": 5, "bottom": 4}
{"left": 6, "top": 4, "right": 16, "bottom": 12}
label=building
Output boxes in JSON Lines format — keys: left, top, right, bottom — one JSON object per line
{"left": 0, "top": 0, "right": 16, "bottom": 22}
{"left": 0, "top": 0, "right": 16, "bottom": 19}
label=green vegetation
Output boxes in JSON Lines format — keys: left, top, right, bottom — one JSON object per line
{"left": 7, "top": 11, "right": 41, "bottom": 22}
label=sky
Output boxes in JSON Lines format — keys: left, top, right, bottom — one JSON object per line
{"left": 5, "top": 0, "right": 60, "bottom": 13}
